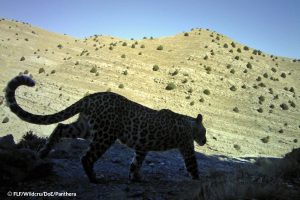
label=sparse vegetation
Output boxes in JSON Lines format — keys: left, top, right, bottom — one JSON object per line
{"left": 230, "top": 85, "right": 237, "bottom": 91}
{"left": 90, "top": 66, "right": 97, "bottom": 73}
{"left": 38, "top": 68, "right": 45, "bottom": 74}
{"left": 280, "top": 103, "right": 289, "bottom": 110}
{"left": 156, "top": 45, "right": 163, "bottom": 50}
{"left": 257, "top": 108, "right": 263, "bottom": 113}
{"left": 233, "top": 144, "right": 241, "bottom": 150}
{"left": 152, "top": 65, "right": 159, "bottom": 71}
{"left": 203, "top": 89, "right": 210, "bottom": 95}
{"left": 166, "top": 82, "right": 176, "bottom": 90}
{"left": 2, "top": 116, "right": 9, "bottom": 123}
{"left": 233, "top": 107, "right": 239, "bottom": 113}
{"left": 57, "top": 44, "right": 63, "bottom": 49}
{"left": 261, "top": 136, "right": 270, "bottom": 143}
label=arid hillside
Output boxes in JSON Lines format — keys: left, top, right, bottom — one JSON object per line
{"left": 0, "top": 18, "right": 299, "bottom": 157}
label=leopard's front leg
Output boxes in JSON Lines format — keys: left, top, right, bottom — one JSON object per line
{"left": 81, "top": 136, "right": 115, "bottom": 184}
{"left": 129, "top": 150, "right": 147, "bottom": 182}
{"left": 180, "top": 146, "right": 199, "bottom": 180}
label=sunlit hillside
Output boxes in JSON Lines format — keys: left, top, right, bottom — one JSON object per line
{"left": 0, "top": 18, "right": 299, "bottom": 157}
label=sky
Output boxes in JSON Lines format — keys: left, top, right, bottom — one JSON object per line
{"left": 0, "top": 0, "right": 299, "bottom": 58}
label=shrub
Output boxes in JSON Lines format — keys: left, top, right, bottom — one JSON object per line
{"left": 230, "top": 69, "right": 235, "bottom": 74}
{"left": 2, "top": 117, "right": 9, "bottom": 123}
{"left": 258, "top": 82, "right": 266, "bottom": 87}
{"left": 170, "top": 69, "right": 179, "bottom": 76}
{"left": 246, "top": 62, "right": 252, "bottom": 69}
{"left": 233, "top": 107, "right": 239, "bottom": 113}
{"left": 20, "top": 56, "right": 25, "bottom": 61}
{"left": 184, "top": 32, "right": 189, "bottom": 36}
{"left": 118, "top": 84, "right": 124, "bottom": 89}
{"left": 138, "top": 52, "right": 142, "bottom": 55}
{"left": 109, "top": 46, "right": 113, "bottom": 50}
{"left": 223, "top": 43, "right": 228, "bottom": 48}
{"left": 257, "top": 108, "right": 263, "bottom": 113}
{"left": 234, "top": 56, "right": 239, "bottom": 60}
{"left": 17, "top": 131, "right": 47, "bottom": 151}
{"left": 237, "top": 48, "right": 242, "bottom": 53}
{"left": 241, "top": 84, "right": 246, "bottom": 89}
{"left": 203, "top": 55, "right": 208, "bottom": 60}
{"left": 233, "top": 144, "right": 241, "bottom": 150}
{"left": 280, "top": 73, "right": 286, "bottom": 78}
{"left": 288, "top": 100, "right": 296, "bottom": 108}
{"left": 258, "top": 95, "right": 265, "bottom": 103}
{"left": 199, "top": 98, "right": 204, "bottom": 103}
{"left": 263, "top": 73, "right": 268, "bottom": 78}
{"left": 231, "top": 42, "right": 236, "bottom": 48}
{"left": 57, "top": 44, "right": 63, "bottom": 49}
{"left": 38, "top": 68, "right": 45, "bottom": 73}
{"left": 50, "top": 70, "right": 56, "bottom": 74}
{"left": 156, "top": 45, "right": 163, "bottom": 50}
{"left": 203, "top": 89, "right": 210, "bottom": 95}
{"left": 256, "top": 76, "right": 262, "bottom": 81}
{"left": 152, "top": 65, "right": 159, "bottom": 71}
{"left": 261, "top": 136, "right": 270, "bottom": 143}
{"left": 182, "top": 78, "right": 188, "bottom": 84}
{"left": 243, "top": 46, "right": 249, "bottom": 51}
{"left": 24, "top": 69, "right": 29, "bottom": 74}
{"left": 140, "top": 44, "right": 145, "bottom": 48}
{"left": 121, "top": 54, "right": 126, "bottom": 58}
{"left": 230, "top": 86, "right": 237, "bottom": 91}
{"left": 75, "top": 61, "right": 79, "bottom": 65}
{"left": 226, "top": 64, "right": 231, "bottom": 69}
{"left": 271, "top": 67, "right": 277, "bottom": 72}
{"left": 166, "top": 83, "right": 176, "bottom": 90}
{"left": 131, "top": 44, "right": 135, "bottom": 48}
{"left": 122, "top": 42, "right": 127, "bottom": 46}
{"left": 190, "top": 101, "right": 195, "bottom": 106}
{"left": 90, "top": 67, "right": 97, "bottom": 73}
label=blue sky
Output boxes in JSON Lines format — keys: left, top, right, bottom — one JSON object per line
{"left": 1, "top": 0, "right": 299, "bottom": 58}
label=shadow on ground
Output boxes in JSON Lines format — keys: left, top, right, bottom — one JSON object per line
{"left": 0, "top": 135, "right": 299, "bottom": 200}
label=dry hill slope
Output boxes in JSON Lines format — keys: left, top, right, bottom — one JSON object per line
{"left": 0, "top": 18, "right": 299, "bottom": 157}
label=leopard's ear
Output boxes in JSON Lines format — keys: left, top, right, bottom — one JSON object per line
{"left": 196, "top": 114, "right": 203, "bottom": 123}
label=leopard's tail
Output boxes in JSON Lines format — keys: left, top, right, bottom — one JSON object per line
{"left": 5, "top": 75, "right": 85, "bottom": 125}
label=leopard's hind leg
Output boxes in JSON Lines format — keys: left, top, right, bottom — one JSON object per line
{"left": 39, "top": 117, "right": 90, "bottom": 158}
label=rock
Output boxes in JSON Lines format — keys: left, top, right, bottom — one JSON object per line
{"left": 0, "top": 134, "right": 16, "bottom": 149}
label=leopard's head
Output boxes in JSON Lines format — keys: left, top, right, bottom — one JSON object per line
{"left": 192, "top": 114, "right": 206, "bottom": 146}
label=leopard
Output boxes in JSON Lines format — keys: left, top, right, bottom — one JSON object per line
{"left": 5, "top": 75, "right": 207, "bottom": 183}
